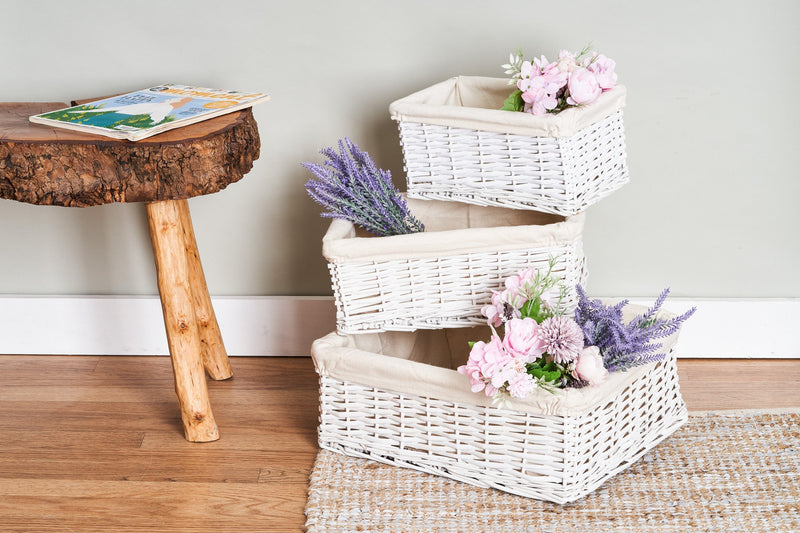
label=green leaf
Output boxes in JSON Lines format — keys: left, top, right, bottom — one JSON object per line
{"left": 501, "top": 89, "right": 524, "bottom": 112}
{"left": 467, "top": 341, "right": 476, "bottom": 348}
{"left": 520, "top": 298, "right": 542, "bottom": 322}
{"left": 529, "top": 367, "right": 562, "bottom": 383}
{"left": 531, "top": 299, "right": 541, "bottom": 322}
{"left": 526, "top": 357, "right": 566, "bottom": 383}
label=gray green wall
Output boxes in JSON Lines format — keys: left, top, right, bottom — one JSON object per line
{"left": 1, "top": 0, "right": 797, "bottom": 298}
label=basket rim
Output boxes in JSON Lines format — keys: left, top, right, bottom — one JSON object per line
{"left": 312, "top": 303, "right": 682, "bottom": 418}
{"left": 322, "top": 197, "right": 585, "bottom": 263}
{"left": 389, "top": 76, "right": 626, "bottom": 138}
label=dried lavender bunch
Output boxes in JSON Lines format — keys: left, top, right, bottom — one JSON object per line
{"left": 574, "top": 284, "right": 695, "bottom": 372}
{"left": 303, "top": 138, "right": 424, "bottom": 236}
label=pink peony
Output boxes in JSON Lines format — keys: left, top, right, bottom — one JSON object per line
{"left": 587, "top": 54, "right": 617, "bottom": 90}
{"left": 566, "top": 67, "right": 602, "bottom": 106}
{"left": 539, "top": 315, "right": 584, "bottom": 364}
{"left": 457, "top": 335, "right": 513, "bottom": 396}
{"left": 572, "top": 346, "right": 609, "bottom": 386}
{"left": 502, "top": 317, "right": 546, "bottom": 361}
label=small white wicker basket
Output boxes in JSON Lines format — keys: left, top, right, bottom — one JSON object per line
{"left": 389, "top": 76, "right": 629, "bottom": 216}
{"left": 323, "top": 198, "right": 586, "bottom": 334}
{"left": 312, "top": 308, "right": 687, "bottom": 504}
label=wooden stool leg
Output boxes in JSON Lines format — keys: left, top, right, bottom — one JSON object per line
{"left": 176, "top": 199, "right": 233, "bottom": 381}
{"left": 147, "top": 200, "right": 219, "bottom": 443}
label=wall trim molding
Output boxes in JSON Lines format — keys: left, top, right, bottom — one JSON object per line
{"left": 0, "top": 296, "right": 797, "bottom": 358}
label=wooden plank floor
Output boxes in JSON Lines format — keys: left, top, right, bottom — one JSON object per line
{"left": 0, "top": 356, "right": 798, "bottom": 532}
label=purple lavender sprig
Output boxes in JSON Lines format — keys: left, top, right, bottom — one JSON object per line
{"left": 574, "top": 284, "right": 695, "bottom": 372}
{"left": 303, "top": 138, "right": 424, "bottom": 236}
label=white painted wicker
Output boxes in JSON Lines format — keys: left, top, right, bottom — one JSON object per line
{"left": 312, "top": 313, "right": 688, "bottom": 504}
{"left": 390, "top": 77, "right": 629, "bottom": 216}
{"left": 323, "top": 198, "right": 587, "bottom": 334}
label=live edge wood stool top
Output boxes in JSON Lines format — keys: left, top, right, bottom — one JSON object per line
{"left": 0, "top": 100, "right": 261, "bottom": 442}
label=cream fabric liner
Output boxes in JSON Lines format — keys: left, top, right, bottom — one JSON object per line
{"left": 389, "top": 76, "right": 626, "bottom": 138}
{"left": 312, "top": 305, "right": 681, "bottom": 417}
{"left": 322, "top": 198, "right": 585, "bottom": 263}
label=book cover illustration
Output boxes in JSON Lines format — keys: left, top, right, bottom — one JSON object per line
{"left": 30, "top": 84, "right": 269, "bottom": 141}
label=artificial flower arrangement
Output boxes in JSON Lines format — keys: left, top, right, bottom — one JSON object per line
{"left": 303, "top": 137, "right": 424, "bottom": 236}
{"left": 501, "top": 45, "right": 618, "bottom": 116}
{"left": 458, "top": 258, "right": 695, "bottom": 405}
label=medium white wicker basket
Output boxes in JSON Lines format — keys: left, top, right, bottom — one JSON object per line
{"left": 389, "top": 76, "right": 629, "bottom": 216}
{"left": 311, "top": 308, "right": 688, "bottom": 504}
{"left": 323, "top": 198, "right": 586, "bottom": 334}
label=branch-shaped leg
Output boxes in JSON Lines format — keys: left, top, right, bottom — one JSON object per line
{"left": 147, "top": 199, "right": 219, "bottom": 442}
{"left": 176, "top": 199, "right": 233, "bottom": 381}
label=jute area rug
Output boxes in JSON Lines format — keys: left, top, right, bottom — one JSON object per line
{"left": 305, "top": 411, "right": 800, "bottom": 532}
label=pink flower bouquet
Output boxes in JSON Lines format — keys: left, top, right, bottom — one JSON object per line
{"left": 458, "top": 258, "right": 695, "bottom": 405}
{"left": 501, "top": 45, "right": 618, "bottom": 116}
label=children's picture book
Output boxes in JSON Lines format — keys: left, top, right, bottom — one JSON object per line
{"left": 29, "top": 84, "right": 270, "bottom": 141}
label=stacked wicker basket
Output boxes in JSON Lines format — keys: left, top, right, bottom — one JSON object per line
{"left": 311, "top": 76, "right": 688, "bottom": 503}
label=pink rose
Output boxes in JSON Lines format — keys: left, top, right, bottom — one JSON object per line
{"left": 566, "top": 68, "right": 602, "bottom": 106}
{"left": 572, "top": 346, "right": 609, "bottom": 386}
{"left": 458, "top": 335, "right": 512, "bottom": 396}
{"left": 587, "top": 54, "right": 617, "bottom": 90}
{"left": 502, "top": 317, "right": 546, "bottom": 361}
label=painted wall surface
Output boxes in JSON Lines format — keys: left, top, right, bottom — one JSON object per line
{"left": 0, "top": 0, "right": 797, "bottom": 298}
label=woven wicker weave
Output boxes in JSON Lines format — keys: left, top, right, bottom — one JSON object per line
{"left": 323, "top": 199, "right": 586, "bottom": 334}
{"left": 390, "top": 77, "right": 629, "bottom": 216}
{"left": 312, "top": 316, "right": 687, "bottom": 504}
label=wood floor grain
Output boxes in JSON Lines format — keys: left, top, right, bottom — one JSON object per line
{"left": 0, "top": 356, "right": 797, "bottom": 532}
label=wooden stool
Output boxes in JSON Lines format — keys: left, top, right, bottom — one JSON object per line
{"left": 0, "top": 101, "right": 261, "bottom": 442}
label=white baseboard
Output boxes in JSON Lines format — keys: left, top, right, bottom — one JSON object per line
{"left": 0, "top": 296, "right": 797, "bottom": 358}
{"left": 0, "top": 296, "right": 336, "bottom": 357}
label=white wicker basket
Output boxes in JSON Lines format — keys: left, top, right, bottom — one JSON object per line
{"left": 311, "top": 307, "right": 688, "bottom": 504}
{"left": 389, "top": 77, "right": 629, "bottom": 215}
{"left": 323, "top": 198, "right": 586, "bottom": 334}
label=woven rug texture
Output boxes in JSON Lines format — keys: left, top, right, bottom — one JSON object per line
{"left": 305, "top": 412, "right": 800, "bottom": 532}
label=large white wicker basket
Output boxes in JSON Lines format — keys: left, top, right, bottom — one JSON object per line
{"left": 311, "top": 307, "right": 688, "bottom": 504}
{"left": 389, "top": 76, "right": 629, "bottom": 216}
{"left": 323, "top": 198, "right": 586, "bottom": 334}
